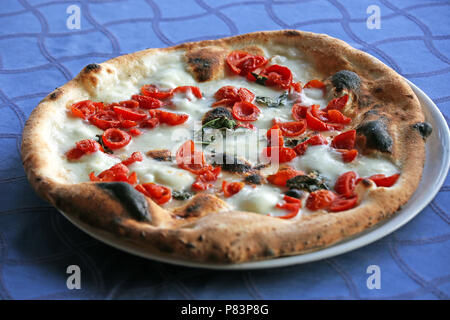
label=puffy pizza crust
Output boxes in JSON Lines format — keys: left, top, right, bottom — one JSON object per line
{"left": 21, "top": 30, "right": 428, "bottom": 263}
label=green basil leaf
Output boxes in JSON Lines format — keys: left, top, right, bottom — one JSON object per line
{"left": 202, "top": 117, "right": 236, "bottom": 130}
{"left": 172, "top": 190, "right": 194, "bottom": 200}
{"left": 251, "top": 72, "right": 268, "bottom": 86}
{"left": 255, "top": 91, "right": 288, "bottom": 108}
{"left": 286, "top": 172, "right": 330, "bottom": 192}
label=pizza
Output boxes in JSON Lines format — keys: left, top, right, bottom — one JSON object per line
{"left": 21, "top": 30, "right": 432, "bottom": 263}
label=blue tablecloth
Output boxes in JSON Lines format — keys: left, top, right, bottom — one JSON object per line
{"left": 0, "top": 0, "right": 448, "bottom": 300}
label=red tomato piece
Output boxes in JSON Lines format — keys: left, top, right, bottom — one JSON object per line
{"left": 192, "top": 166, "right": 221, "bottom": 191}
{"left": 173, "top": 86, "right": 202, "bottom": 99}
{"left": 226, "top": 51, "right": 268, "bottom": 76}
{"left": 275, "top": 195, "right": 302, "bottom": 219}
{"left": 306, "top": 110, "right": 331, "bottom": 131}
{"left": 89, "top": 163, "right": 130, "bottom": 183}
{"left": 329, "top": 195, "right": 358, "bottom": 212}
{"left": 212, "top": 86, "right": 255, "bottom": 107}
{"left": 102, "top": 128, "right": 131, "bottom": 150}
{"left": 141, "top": 84, "right": 173, "bottom": 100}
{"left": 118, "top": 100, "right": 139, "bottom": 109}
{"left": 290, "top": 81, "right": 303, "bottom": 93}
{"left": 232, "top": 101, "right": 261, "bottom": 121}
{"left": 334, "top": 171, "right": 358, "bottom": 197}
{"left": 222, "top": 181, "right": 245, "bottom": 197}
{"left": 113, "top": 106, "right": 147, "bottom": 121}
{"left": 66, "top": 139, "right": 102, "bottom": 160}
{"left": 337, "top": 149, "right": 358, "bottom": 162}
{"left": 263, "top": 146, "right": 297, "bottom": 163}
{"left": 327, "top": 109, "right": 351, "bottom": 124}
{"left": 139, "top": 118, "right": 159, "bottom": 129}
{"left": 89, "top": 110, "right": 121, "bottom": 130}
{"left": 325, "top": 95, "right": 349, "bottom": 111}
{"left": 293, "top": 134, "right": 328, "bottom": 156}
{"left": 118, "top": 119, "right": 138, "bottom": 129}
{"left": 135, "top": 183, "right": 172, "bottom": 205}
{"left": 331, "top": 130, "right": 356, "bottom": 150}
{"left": 304, "top": 79, "right": 326, "bottom": 90}
{"left": 131, "top": 94, "right": 163, "bottom": 109}
{"left": 71, "top": 100, "right": 96, "bottom": 120}
{"left": 310, "top": 104, "right": 329, "bottom": 122}
{"left": 368, "top": 173, "right": 400, "bottom": 187}
{"left": 266, "top": 125, "right": 284, "bottom": 147}
{"left": 158, "top": 111, "right": 189, "bottom": 126}
{"left": 275, "top": 120, "right": 307, "bottom": 137}
{"left": 292, "top": 104, "right": 309, "bottom": 120}
{"left": 306, "top": 190, "right": 337, "bottom": 211}
{"left": 128, "top": 128, "right": 143, "bottom": 136}
{"left": 259, "top": 64, "right": 293, "bottom": 89}
{"left": 267, "top": 167, "right": 304, "bottom": 186}
{"left": 176, "top": 140, "right": 206, "bottom": 173}
{"left": 122, "top": 151, "right": 143, "bottom": 166}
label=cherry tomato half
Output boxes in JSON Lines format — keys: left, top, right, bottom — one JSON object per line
{"left": 334, "top": 171, "right": 358, "bottom": 197}
{"left": 222, "top": 181, "right": 245, "bottom": 197}
{"left": 306, "top": 190, "right": 337, "bottom": 211}
{"left": 135, "top": 183, "right": 172, "bottom": 205}
{"left": 102, "top": 128, "right": 131, "bottom": 150}
{"left": 267, "top": 167, "right": 304, "bottom": 186}
{"left": 232, "top": 101, "right": 261, "bottom": 121}
{"left": 331, "top": 130, "right": 356, "bottom": 150}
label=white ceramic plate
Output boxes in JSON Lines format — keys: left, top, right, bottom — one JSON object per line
{"left": 59, "top": 80, "right": 450, "bottom": 270}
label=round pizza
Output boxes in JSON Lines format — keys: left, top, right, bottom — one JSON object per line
{"left": 21, "top": 30, "right": 432, "bottom": 263}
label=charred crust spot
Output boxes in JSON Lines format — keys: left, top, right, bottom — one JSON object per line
{"left": 212, "top": 153, "right": 252, "bottom": 173}
{"left": 186, "top": 203, "right": 201, "bottom": 215}
{"left": 374, "top": 87, "right": 383, "bottom": 93}
{"left": 245, "top": 173, "right": 262, "bottom": 185}
{"left": 331, "top": 70, "right": 361, "bottom": 92}
{"left": 174, "top": 193, "right": 223, "bottom": 218}
{"left": 412, "top": 122, "right": 432, "bottom": 139}
{"left": 97, "top": 182, "right": 150, "bottom": 222}
{"left": 263, "top": 247, "right": 275, "bottom": 257}
{"left": 83, "top": 63, "right": 101, "bottom": 73}
{"left": 361, "top": 179, "right": 372, "bottom": 187}
{"left": 356, "top": 120, "right": 393, "bottom": 153}
{"left": 49, "top": 89, "right": 62, "bottom": 100}
{"left": 284, "top": 30, "right": 300, "bottom": 37}
{"left": 202, "top": 107, "right": 233, "bottom": 125}
{"left": 146, "top": 149, "right": 172, "bottom": 161}
{"left": 186, "top": 48, "right": 224, "bottom": 82}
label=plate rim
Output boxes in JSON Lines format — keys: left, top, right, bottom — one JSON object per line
{"left": 59, "top": 80, "right": 450, "bottom": 270}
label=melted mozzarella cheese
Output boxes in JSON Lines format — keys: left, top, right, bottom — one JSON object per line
{"left": 292, "top": 145, "right": 398, "bottom": 184}
{"left": 129, "top": 158, "right": 195, "bottom": 189}
{"left": 226, "top": 185, "right": 284, "bottom": 215}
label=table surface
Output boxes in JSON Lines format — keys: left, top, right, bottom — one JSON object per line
{"left": 0, "top": 0, "right": 449, "bottom": 300}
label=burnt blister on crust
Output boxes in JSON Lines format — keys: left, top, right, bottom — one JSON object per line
{"left": 356, "top": 120, "right": 393, "bottom": 153}
{"left": 331, "top": 70, "right": 361, "bottom": 92}
{"left": 83, "top": 63, "right": 101, "bottom": 73}
{"left": 412, "top": 122, "right": 433, "bottom": 139}
{"left": 97, "top": 182, "right": 150, "bottom": 222}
